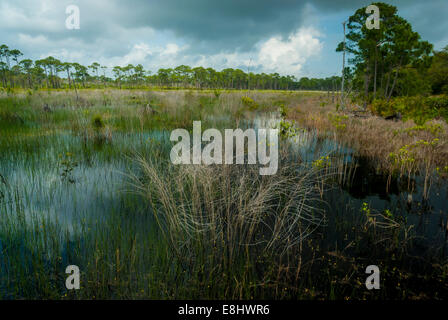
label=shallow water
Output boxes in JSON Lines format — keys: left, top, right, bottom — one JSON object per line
{"left": 0, "top": 130, "right": 170, "bottom": 232}
{"left": 1, "top": 116, "right": 447, "bottom": 280}
{"left": 254, "top": 113, "right": 448, "bottom": 249}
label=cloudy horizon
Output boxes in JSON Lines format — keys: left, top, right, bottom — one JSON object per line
{"left": 1, "top": 0, "right": 447, "bottom": 78}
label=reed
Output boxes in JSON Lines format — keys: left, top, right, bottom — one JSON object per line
{"left": 128, "top": 151, "right": 326, "bottom": 298}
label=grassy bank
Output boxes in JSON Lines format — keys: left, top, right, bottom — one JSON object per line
{"left": 286, "top": 95, "right": 448, "bottom": 197}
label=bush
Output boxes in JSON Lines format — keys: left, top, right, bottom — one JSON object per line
{"left": 241, "top": 96, "right": 258, "bottom": 110}
{"left": 92, "top": 114, "right": 105, "bottom": 130}
{"left": 371, "top": 95, "right": 448, "bottom": 124}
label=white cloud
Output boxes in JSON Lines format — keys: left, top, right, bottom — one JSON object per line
{"left": 40, "top": 48, "right": 85, "bottom": 61}
{"left": 95, "top": 27, "right": 323, "bottom": 77}
{"left": 0, "top": 1, "right": 61, "bottom": 32}
{"left": 103, "top": 42, "right": 189, "bottom": 68}
{"left": 161, "top": 43, "right": 180, "bottom": 56}
{"left": 120, "top": 43, "right": 153, "bottom": 65}
{"left": 186, "top": 27, "right": 323, "bottom": 77}
{"left": 256, "top": 27, "right": 323, "bottom": 75}
{"left": 17, "top": 33, "right": 48, "bottom": 46}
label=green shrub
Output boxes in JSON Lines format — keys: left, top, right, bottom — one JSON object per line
{"left": 241, "top": 96, "right": 258, "bottom": 110}
{"left": 328, "top": 113, "right": 348, "bottom": 131}
{"left": 92, "top": 114, "right": 105, "bottom": 130}
{"left": 371, "top": 95, "right": 448, "bottom": 124}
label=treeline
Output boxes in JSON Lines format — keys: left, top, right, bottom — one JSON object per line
{"left": 339, "top": 2, "right": 448, "bottom": 108}
{"left": 0, "top": 44, "right": 341, "bottom": 91}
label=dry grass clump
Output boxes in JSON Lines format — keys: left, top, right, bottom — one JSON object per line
{"left": 128, "top": 153, "right": 326, "bottom": 298}
{"left": 133, "top": 157, "right": 325, "bottom": 254}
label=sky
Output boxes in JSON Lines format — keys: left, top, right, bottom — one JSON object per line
{"left": 0, "top": 0, "right": 447, "bottom": 79}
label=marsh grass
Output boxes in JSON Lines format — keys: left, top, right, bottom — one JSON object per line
{"left": 287, "top": 96, "right": 448, "bottom": 198}
{"left": 128, "top": 152, "right": 327, "bottom": 298}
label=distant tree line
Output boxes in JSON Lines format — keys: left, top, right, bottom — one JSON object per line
{"left": 0, "top": 44, "right": 342, "bottom": 91}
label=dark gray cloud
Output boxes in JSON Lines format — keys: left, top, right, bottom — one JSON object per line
{"left": 2, "top": 0, "right": 446, "bottom": 53}
{"left": 106, "top": 0, "right": 446, "bottom": 51}
{"left": 106, "top": 0, "right": 307, "bottom": 53}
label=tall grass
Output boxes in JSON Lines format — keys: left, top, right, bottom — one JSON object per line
{"left": 129, "top": 153, "right": 326, "bottom": 298}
